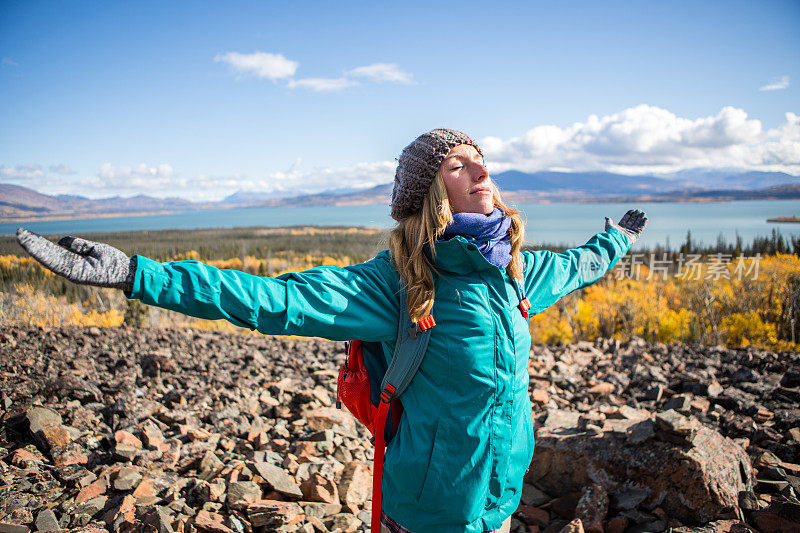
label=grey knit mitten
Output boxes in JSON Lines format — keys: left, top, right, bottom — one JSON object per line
{"left": 16, "top": 229, "right": 136, "bottom": 291}
{"left": 604, "top": 209, "right": 648, "bottom": 245}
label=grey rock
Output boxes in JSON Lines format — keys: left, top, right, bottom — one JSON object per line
{"left": 302, "top": 501, "right": 342, "bottom": 519}
{"left": 198, "top": 450, "right": 224, "bottom": 480}
{"left": 34, "top": 509, "right": 59, "bottom": 532}
{"left": 611, "top": 487, "right": 650, "bottom": 510}
{"left": 25, "top": 405, "right": 62, "bottom": 434}
{"left": 0, "top": 524, "right": 31, "bottom": 533}
{"left": 326, "top": 513, "right": 361, "bottom": 533}
{"left": 521, "top": 483, "right": 551, "bottom": 507}
{"left": 113, "top": 467, "right": 142, "bottom": 491}
{"left": 73, "top": 495, "right": 108, "bottom": 517}
{"left": 252, "top": 462, "right": 303, "bottom": 499}
{"left": 141, "top": 506, "right": 175, "bottom": 533}
{"left": 227, "top": 481, "right": 261, "bottom": 505}
{"left": 114, "top": 442, "right": 139, "bottom": 461}
{"left": 627, "top": 521, "right": 666, "bottom": 533}
{"left": 627, "top": 419, "right": 655, "bottom": 444}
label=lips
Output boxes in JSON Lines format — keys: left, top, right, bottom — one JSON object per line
{"left": 470, "top": 187, "right": 492, "bottom": 194}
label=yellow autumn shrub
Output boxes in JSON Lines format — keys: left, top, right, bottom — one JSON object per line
{"left": 721, "top": 312, "right": 778, "bottom": 347}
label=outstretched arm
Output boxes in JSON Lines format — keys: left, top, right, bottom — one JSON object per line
{"left": 522, "top": 209, "right": 647, "bottom": 314}
{"left": 17, "top": 229, "right": 400, "bottom": 342}
{"left": 128, "top": 254, "right": 400, "bottom": 341}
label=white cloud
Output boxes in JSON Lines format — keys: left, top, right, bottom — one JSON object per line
{"left": 287, "top": 77, "right": 355, "bottom": 92}
{"left": 759, "top": 75, "right": 790, "bottom": 91}
{"left": 2, "top": 57, "right": 19, "bottom": 67}
{"left": 266, "top": 160, "right": 396, "bottom": 192}
{"left": 214, "top": 51, "right": 298, "bottom": 80}
{"left": 216, "top": 51, "right": 413, "bottom": 92}
{"left": 0, "top": 164, "right": 45, "bottom": 180}
{"left": 8, "top": 106, "right": 797, "bottom": 203}
{"left": 65, "top": 159, "right": 395, "bottom": 201}
{"left": 96, "top": 163, "right": 176, "bottom": 190}
{"left": 481, "top": 105, "right": 800, "bottom": 175}
{"left": 347, "top": 63, "right": 412, "bottom": 84}
{"left": 49, "top": 164, "right": 75, "bottom": 175}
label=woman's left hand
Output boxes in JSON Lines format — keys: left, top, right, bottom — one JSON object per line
{"left": 604, "top": 209, "right": 647, "bottom": 244}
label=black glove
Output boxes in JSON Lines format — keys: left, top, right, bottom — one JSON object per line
{"left": 604, "top": 209, "right": 648, "bottom": 245}
{"left": 16, "top": 229, "right": 136, "bottom": 291}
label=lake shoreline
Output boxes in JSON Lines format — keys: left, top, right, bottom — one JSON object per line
{"left": 4, "top": 200, "right": 800, "bottom": 250}
{"left": 5, "top": 194, "right": 800, "bottom": 225}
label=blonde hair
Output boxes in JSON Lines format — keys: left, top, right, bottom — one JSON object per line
{"left": 388, "top": 172, "right": 525, "bottom": 322}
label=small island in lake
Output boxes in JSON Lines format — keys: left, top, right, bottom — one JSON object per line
{"left": 767, "top": 216, "right": 800, "bottom": 223}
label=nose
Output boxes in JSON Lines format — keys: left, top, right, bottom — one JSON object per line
{"left": 470, "top": 159, "right": 489, "bottom": 182}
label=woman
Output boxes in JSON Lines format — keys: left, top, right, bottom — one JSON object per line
{"left": 17, "top": 128, "right": 646, "bottom": 533}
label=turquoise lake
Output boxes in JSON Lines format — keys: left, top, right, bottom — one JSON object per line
{"left": 3, "top": 200, "right": 800, "bottom": 249}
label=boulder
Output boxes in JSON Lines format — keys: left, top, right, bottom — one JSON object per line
{"left": 528, "top": 409, "right": 753, "bottom": 523}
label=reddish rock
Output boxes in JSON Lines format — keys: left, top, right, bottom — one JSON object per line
{"left": 50, "top": 442, "right": 89, "bottom": 465}
{"left": 671, "top": 521, "right": 756, "bottom": 532}
{"left": 528, "top": 409, "right": 752, "bottom": 523}
{"left": 140, "top": 420, "right": 165, "bottom": 449}
{"left": 574, "top": 484, "right": 608, "bottom": 533}
{"left": 305, "top": 407, "right": 356, "bottom": 433}
{"left": 75, "top": 479, "right": 107, "bottom": 503}
{"left": 301, "top": 473, "right": 339, "bottom": 504}
{"left": 193, "top": 510, "right": 234, "bottom": 533}
{"left": 587, "top": 383, "right": 614, "bottom": 396}
{"left": 532, "top": 389, "right": 549, "bottom": 405}
{"left": 750, "top": 501, "right": 800, "bottom": 533}
{"left": 294, "top": 441, "right": 319, "bottom": 460}
{"left": 39, "top": 424, "right": 72, "bottom": 449}
{"left": 516, "top": 505, "right": 549, "bottom": 527}
{"left": 558, "top": 518, "right": 584, "bottom": 533}
{"left": 753, "top": 409, "right": 774, "bottom": 424}
{"left": 551, "top": 492, "right": 582, "bottom": 519}
{"left": 103, "top": 493, "right": 135, "bottom": 531}
{"left": 114, "top": 429, "right": 143, "bottom": 449}
{"left": 338, "top": 462, "right": 371, "bottom": 505}
{"left": 179, "top": 425, "right": 211, "bottom": 441}
{"left": 604, "top": 516, "right": 628, "bottom": 533}
{"left": 132, "top": 477, "right": 157, "bottom": 500}
{"left": 160, "top": 439, "right": 182, "bottom": 469}
{"left": 690, "top": 397, "right": 712, "bottom": 414}
{"left": 5, "top": 508, "right": 33, "bottom": 525}
{"left": 232, "top": 499, "right": 304, "bottom": 529}
{"left": 10, "top": 447, "right": 41, "bottom": 468}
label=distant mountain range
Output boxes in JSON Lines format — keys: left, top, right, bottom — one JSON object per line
{"left": 2, "top": 169, "right": 798, "bottom": 222}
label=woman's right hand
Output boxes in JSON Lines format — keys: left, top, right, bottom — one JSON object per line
{"left": 16, "top": 228, "right": 136, "bottom": 291}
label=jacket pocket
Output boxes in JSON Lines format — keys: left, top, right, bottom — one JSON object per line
{"left": 417, "top": 421, "right": 445, "bottom": 502}
{"left": 417, "top": 417, "right": 490, "bottom": 522}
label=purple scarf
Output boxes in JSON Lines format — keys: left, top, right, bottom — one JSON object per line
{"left": 440, "top": 208, "right": 512, "bottom": 269}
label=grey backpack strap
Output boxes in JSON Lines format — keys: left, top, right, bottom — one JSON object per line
{"left": 379, "top": 289, "right": 434, "bottom": 399}
{"left": 512, "top": 277, "right": 531, "bottom": 319}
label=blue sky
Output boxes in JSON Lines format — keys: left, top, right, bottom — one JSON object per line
{"left": 1, "top": 0, "right": 798, "bottom": 200}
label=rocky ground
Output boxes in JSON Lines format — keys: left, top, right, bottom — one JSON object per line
{"left": 0, "top": 326, "right": 798, "bottom": 533}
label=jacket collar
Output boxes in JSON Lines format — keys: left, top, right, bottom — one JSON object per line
{"left": 427, "top": 237, "right": 500, "bottom": 275}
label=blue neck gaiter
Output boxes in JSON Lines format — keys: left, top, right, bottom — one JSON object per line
{"left": 440, "top": 208, "right": 512, "bottom": 269}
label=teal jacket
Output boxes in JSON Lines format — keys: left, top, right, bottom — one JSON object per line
{"left": 127, "top": 228, "right": 631, "bottom": 532}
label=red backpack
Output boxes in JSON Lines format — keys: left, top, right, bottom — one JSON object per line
{"left": 336, "top": 279, "right": 529, "bottom": 532}
{"left": 337, "top": 289, "right": 435, "bottom": 533}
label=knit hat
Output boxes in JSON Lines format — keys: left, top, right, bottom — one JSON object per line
{"left": 390, "top": 128, "right": 482, "bottom": 221}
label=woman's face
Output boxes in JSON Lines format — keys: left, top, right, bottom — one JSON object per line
{"left": 439, "top": 144, "right": 494, "bottom": 215}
